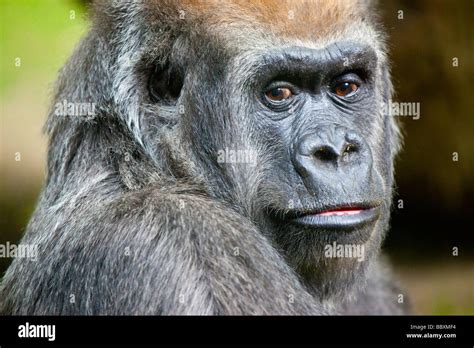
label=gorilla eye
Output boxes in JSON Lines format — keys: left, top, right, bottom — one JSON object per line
{"left": 265, "top": 87, "right": 294, "bottom": 102}
{"left": 330, "top": 73, "right": 363, "bottom": 98}
{"left": 334, "top": 82, "right": 358, "bottom": 97}
{"left": 149, "top": 64, "right": 184, "bottom": 104}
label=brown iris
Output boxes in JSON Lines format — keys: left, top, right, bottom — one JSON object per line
{"left": 333, "top": 82, "right": 359, "bottom": 97}
{"left": 265, "top": 87, "right": 293, "bottom": 102}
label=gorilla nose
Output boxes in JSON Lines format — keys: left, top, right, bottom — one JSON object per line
{"left": 292, "top": 125, "right": 373, "bottom": 191}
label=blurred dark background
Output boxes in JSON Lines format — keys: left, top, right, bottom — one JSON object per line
{"left": 1, "top": 0, "right": 473, "bottom": 314}
{"left": 383, "top": 0, "right": 473, "bottom": 257}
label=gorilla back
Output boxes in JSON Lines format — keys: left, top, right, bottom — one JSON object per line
{"left": 0, "top": 0, "right": 408, "bottom": 315}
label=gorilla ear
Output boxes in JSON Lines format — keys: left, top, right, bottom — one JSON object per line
{"left": 149, "top": 63, "right": 184, "bottom": 104}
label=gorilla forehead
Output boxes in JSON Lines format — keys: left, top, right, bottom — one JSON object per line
{"left": 150, "top": 0, "right": 370, "bottom": 33}
{"left": 140, "top": 0, "right": 382, "bottom": 52}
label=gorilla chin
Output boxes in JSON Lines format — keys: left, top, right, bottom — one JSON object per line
{"left": 266, "top": 185, "right": 387, "bottom": 299}
{"left": 269, "top": 206, "right": 386, "bottom": 300}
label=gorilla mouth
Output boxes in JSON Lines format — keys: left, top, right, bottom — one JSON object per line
{"left": 286, "top": 204, "right": 380, "bottom": 230}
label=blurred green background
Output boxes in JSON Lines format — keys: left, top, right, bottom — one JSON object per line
{"left": 0, "top": 0, "right": 473, "bottom": 314}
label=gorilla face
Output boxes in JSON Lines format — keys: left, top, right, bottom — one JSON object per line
{"left": 142, "top": 3, "right": 399, "bottom": 298}
{"left": 245, "top": 43, "right": 386, "bottom": 235}
{"left": 245, "top": 45, "right": 393, "bottom": 296}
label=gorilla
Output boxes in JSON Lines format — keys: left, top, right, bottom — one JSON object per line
{"left": 0, "top": 0, "right": 408, "bottom": 315}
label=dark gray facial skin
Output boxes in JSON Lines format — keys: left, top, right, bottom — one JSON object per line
{"left": 0, "top": 0, "right": 408, "bottom": 315}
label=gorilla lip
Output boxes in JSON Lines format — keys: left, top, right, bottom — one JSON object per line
{"left": 289, "top": 205, "right": 380, "bottom": 230}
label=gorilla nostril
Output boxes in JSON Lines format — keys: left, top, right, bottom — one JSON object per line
{"left": 341, "top": 143, "right": 358, "bottom": 162}
{"left": 343, "top": 143, "right": 358, "bottom": 154}
{"left": 313, "top": 146, "right": 339, "bottom": 162}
